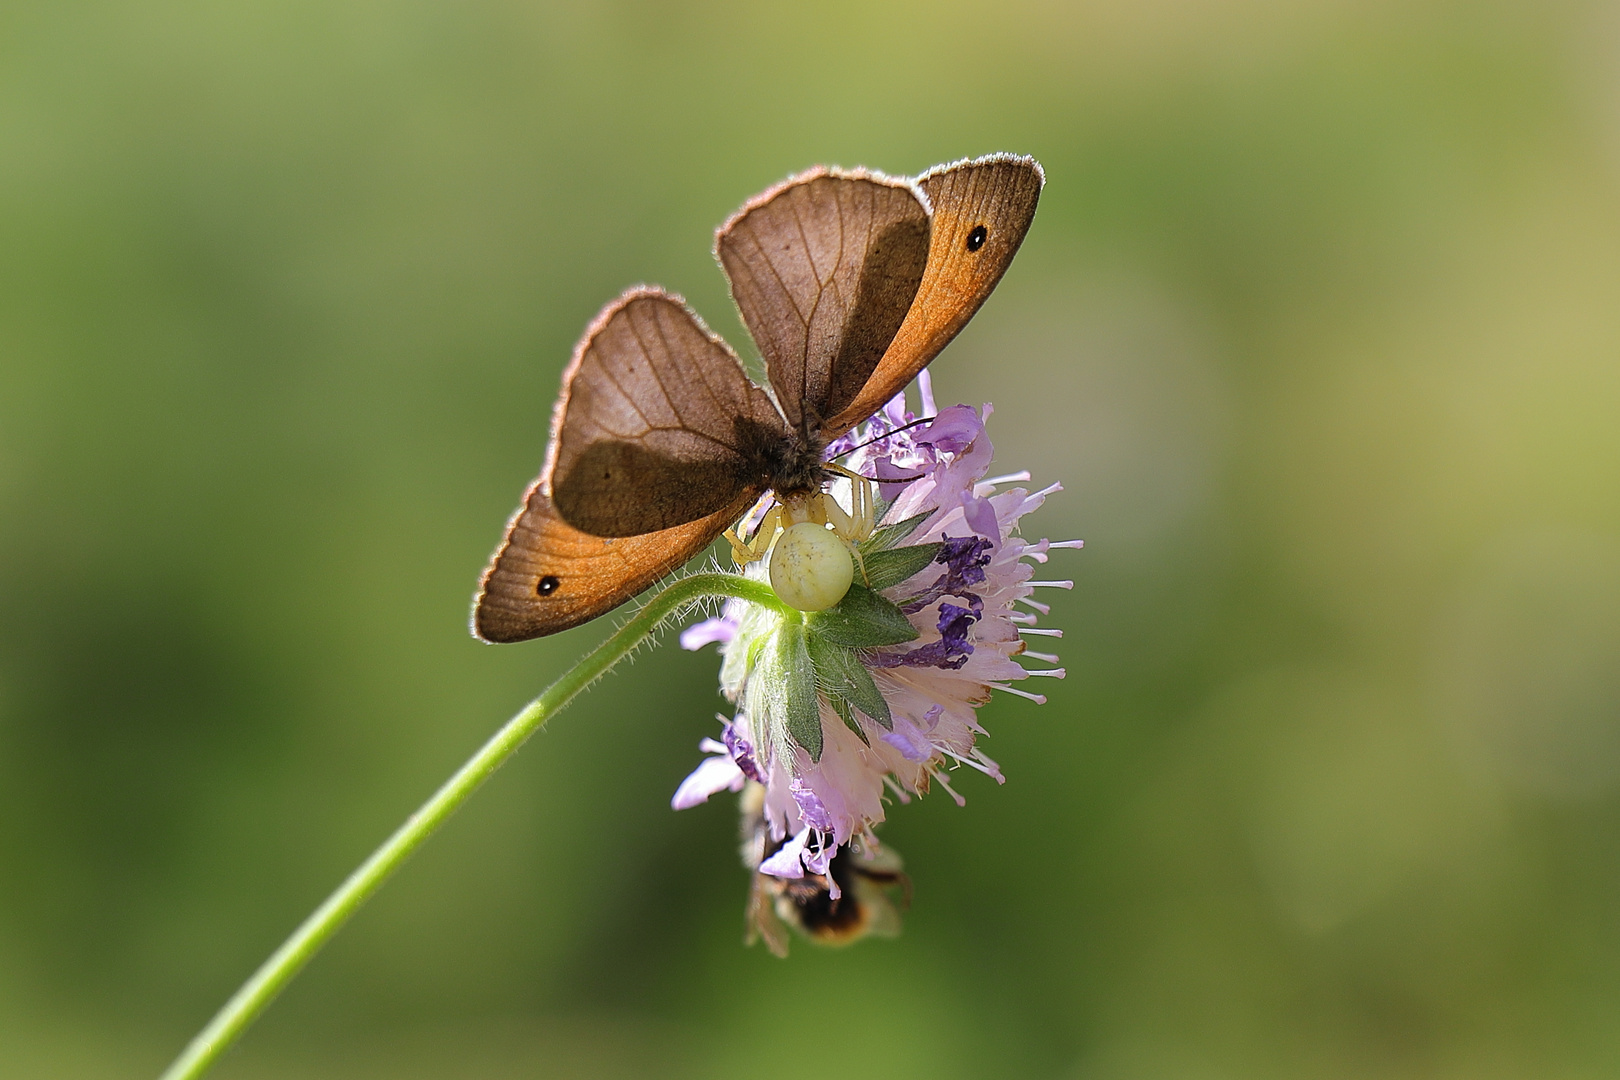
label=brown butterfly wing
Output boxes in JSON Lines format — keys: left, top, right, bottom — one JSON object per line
{"left": 473, "top": 157, "right": 1042, "bottom": 643}
{"left": 472, "top": 482, "right": 761, "bottom": 643}
{"left": 548, "top": 287, "right": 787, "bottom": 538}
{"left": 821, "top": 154, "right": 1044, "bottom": 438}
{"left": 716, "top": 170, "right": 931, "bottom": 436}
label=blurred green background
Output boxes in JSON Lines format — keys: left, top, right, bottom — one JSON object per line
{"left": 4, "top": 0, "right": 1620, "bottom": 1076}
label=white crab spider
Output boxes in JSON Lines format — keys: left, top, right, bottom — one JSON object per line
{"left": 723, "top": 464, "right": 878, "bottom": 612}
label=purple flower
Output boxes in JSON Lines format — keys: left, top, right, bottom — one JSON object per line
{"left": 672, "top": 377, "right": 1080, "bottom": 945}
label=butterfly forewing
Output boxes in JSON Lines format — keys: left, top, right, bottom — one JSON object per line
{"left": 473, "top": 483, "right": 761, "bottom": 642}
{"left": 548, "top": 288, "right": 787, "bottom": 538}
{"left": 822, "top": 155, "right": 1044, "bottom": 437}
{"left": 716, "top": 171, "right": 931, "bottom": 435}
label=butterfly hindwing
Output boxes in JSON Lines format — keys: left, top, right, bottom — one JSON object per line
{"left": 716, "top": 170, "right": 931, "bottom": 435}
{"left": 548, "top": 288, "right": 786, "bottom": 538}
{"left": 472, "top": 482, "right": 762, "bottom": 643}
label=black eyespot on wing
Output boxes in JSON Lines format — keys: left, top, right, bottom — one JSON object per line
{"left": 537, "top": 575, "right": 560, "bottom": 596}
{"left": 965, "top": 225, "right": 988, "bottom": 252}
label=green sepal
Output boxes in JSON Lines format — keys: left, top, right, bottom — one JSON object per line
{"left": 859, "top": 542, "right": 942, "bottom": 592}
{"left": 860, "top": 510, "right": 933, "bottom": 555}
{"left": 807, "top": 635, "right": 893, "bottom": 739}
{"left": 806, "top": 583, "right": 919, "bottom": 648}
{"left": 766, "top": 617, "right": 823, "bottom": 761}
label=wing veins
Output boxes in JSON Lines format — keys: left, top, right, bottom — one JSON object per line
{"left": 787, "top": 193, "right": 822, "bottom": 408}
{"left": 637, "top": 306, "right": 707, "bottom": 436}
{"left": 651, "top": 306, "right": 750, "bottom": 444}
{"left": 622, "top": 307, "right": 690, "bottom": 430}
{"left": 590, "top": 345, "right": 661, "bottom": 438}
{"left": 748, "top": 226, "right": 811, "bottom": 332}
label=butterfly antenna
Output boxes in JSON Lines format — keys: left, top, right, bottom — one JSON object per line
{"left": 824, "top": 460, "right": 927, "bottom": 485}
{"left": 834, "top": 414, "right": 937, "bottom": 458}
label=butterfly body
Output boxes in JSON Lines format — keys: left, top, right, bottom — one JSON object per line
{"left": 750, "top": 434, "right": 831, "bottom": 506}
{"left": 474, "top": 154, "right": 1043, "bottom": 643}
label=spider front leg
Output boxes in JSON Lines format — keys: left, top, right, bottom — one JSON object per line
{"left": 852, "top": 470, "right": 875, "bottom": 537}
{"left": 818, "top": 491, "right": 855, "bottom": 538}
{"left": 821, "top": 464, "right": 878, "bottom": 544}
{"left": 724, "top": 504, "right": 783, "bottom": 566}
{"left": 815, "top": 471, "right": 880, "bottom": 585}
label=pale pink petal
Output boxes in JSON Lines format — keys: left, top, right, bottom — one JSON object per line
{"left": 759, "top": 828, "right": 809, "bottom": 878}
{"left": 680, "top": 618, "right": 736, "bottom": 651}
{"left": 670, "top": 753, "right": 745, "bottom": 810}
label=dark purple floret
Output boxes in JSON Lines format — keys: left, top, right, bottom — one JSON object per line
{"left": 902, "top": 535, "right": 994, "bottom": 614}
{"left": 938, "top": 535, "right": 993, "bottom": 587}
{"left": 870, "top": 598, "right": 982, "bottom": 671}
{"left": 723, "top": 723, "right": 764, "bottom": 783}
{"left": 937, "top": 600, "right": 980, "bottom": 652}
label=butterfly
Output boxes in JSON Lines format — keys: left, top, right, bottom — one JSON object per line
{"left": 472, "top": 153, "right": 1043, "bottom": 643}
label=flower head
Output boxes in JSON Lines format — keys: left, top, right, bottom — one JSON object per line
{"left": 673, "top": 373, "right": 1080, "bottom": 951}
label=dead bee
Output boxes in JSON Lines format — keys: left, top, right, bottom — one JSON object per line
{"left": 738, "top": 781, "right": 910, "bottom": 957}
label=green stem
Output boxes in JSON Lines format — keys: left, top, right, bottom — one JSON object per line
{"left": 159, "top": 573, "right": 786, "bottom": 1080}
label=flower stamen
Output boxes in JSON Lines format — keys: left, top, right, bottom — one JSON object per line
{"left": 991, "top": 682, "right": 1048, "bottom": 704}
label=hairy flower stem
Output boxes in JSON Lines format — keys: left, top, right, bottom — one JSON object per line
{"left": 159, "top": 573, "right": 790, "bottom": 1080}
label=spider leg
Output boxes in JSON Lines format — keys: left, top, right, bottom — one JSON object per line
{"left": 820, "top": 492, "right": 855, "bottom": 538}
{"left": 723, "top": 527, "right": 750, "bottom": 565}
{"left": 855, "top": 473, "right": 874, "bottom": 537}
{"left": 727, "top": 505, "right": 782, "bottom": 566}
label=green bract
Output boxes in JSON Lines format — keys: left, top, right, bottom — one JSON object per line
{"left": 805, "top": 583, "right": 918, "bottom": 649}
{"left": 808, "top": 632, "right": 892, "bottom": 742}
{"left": 859, "top": 543, "right": 943, "bottom": 592}
{"left": 729, "top": 538, "right": 939, "bottom": 762}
